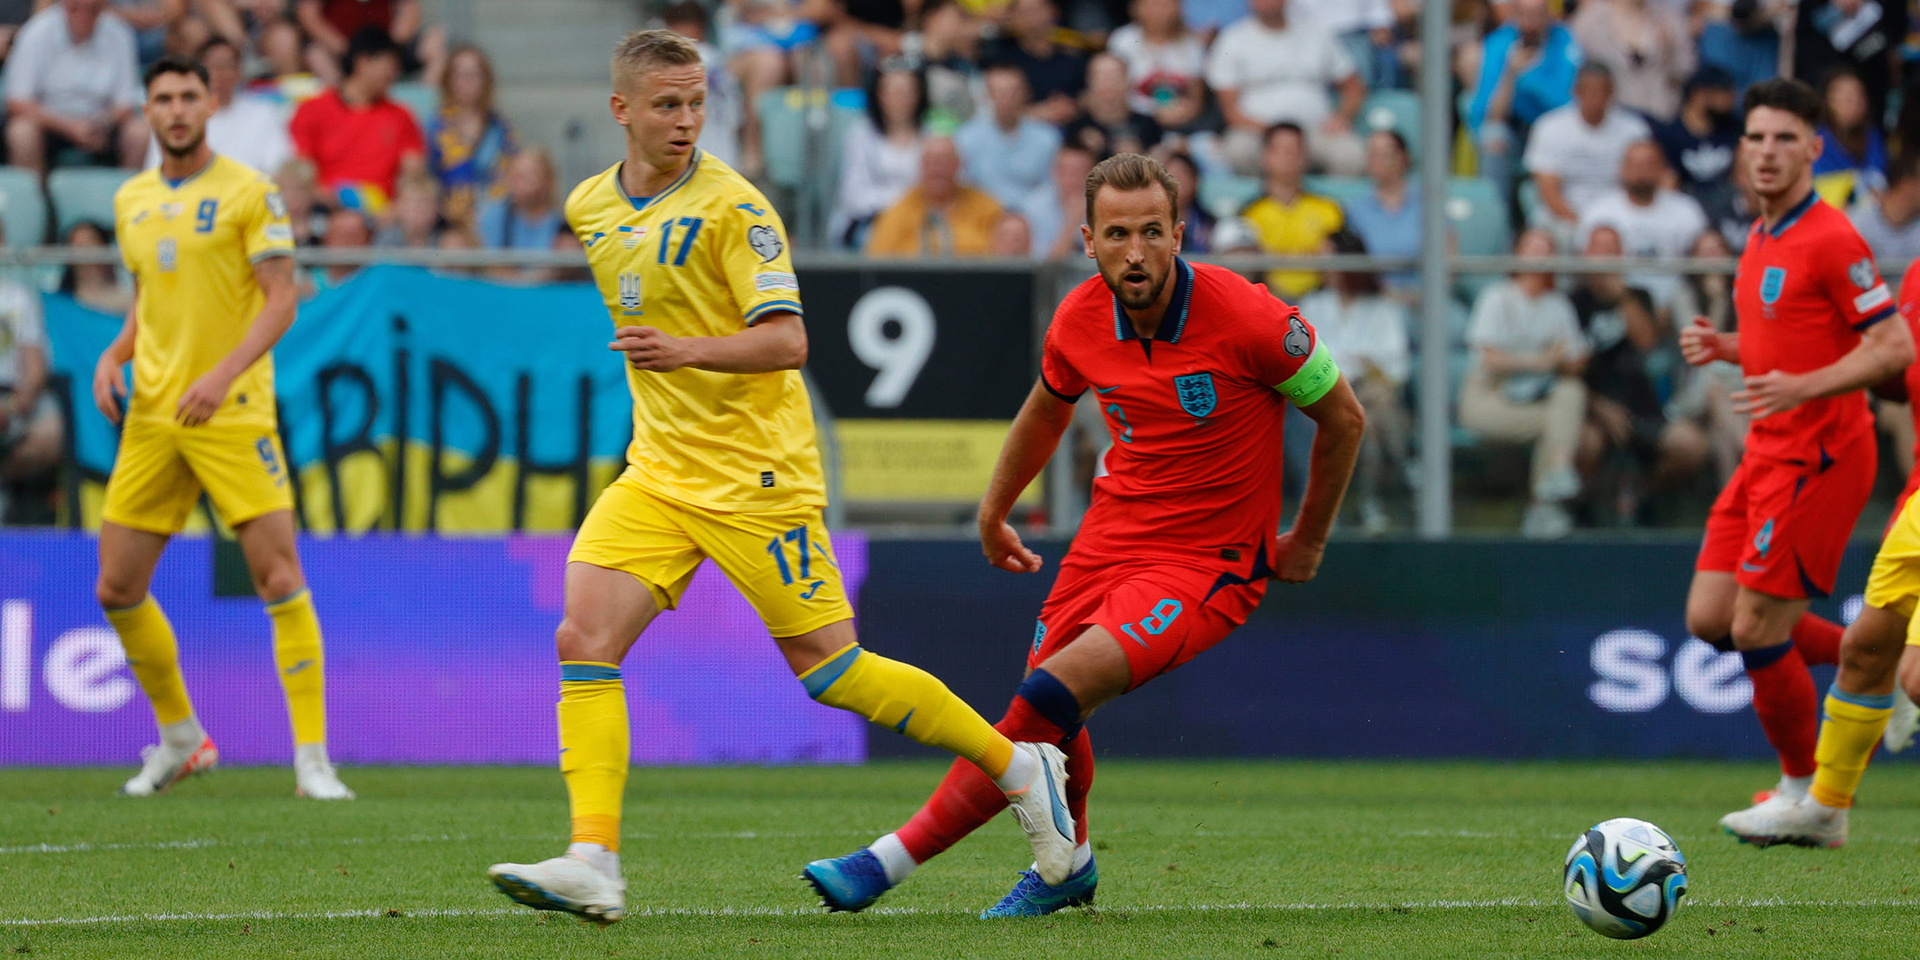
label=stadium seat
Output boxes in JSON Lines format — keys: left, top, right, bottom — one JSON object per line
{"left": 47, "top": 167, "right": 131, "bottom": 237}
{"left": 388, "top": 81, "right": 439, "bottom": 125}
{"left": 0, "top": 165, "right": 47, "bottom": 246}
{"left": 1361, "top": 90, "right": 1421, "bottom": 167}
{"left": 1199, "top": 174, "right": 1262, "bottom": 220}
{"left": 1445, "top": 177, "right": 1511, "bottom": 300}
{"left": 1303, "top": 175, "right": 1371, "bottom": 212}
{"left": 1517, "top": 178, "right": 1540, "bottom": 225}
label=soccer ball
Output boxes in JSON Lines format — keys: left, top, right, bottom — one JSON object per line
{"left": 1562, "top": 817, "right": 1688, "bottom": 939}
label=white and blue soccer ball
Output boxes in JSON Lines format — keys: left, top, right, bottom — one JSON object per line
{"left": 1562, "top": 817, "right": 1688, "bottom": 939}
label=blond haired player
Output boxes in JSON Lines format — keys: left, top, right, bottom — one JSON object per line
{"left": 484, "top": 30, "right": 1072, "bottom": 924}
{"left": 92, "top": 55, "right": 351, "bottom": 800}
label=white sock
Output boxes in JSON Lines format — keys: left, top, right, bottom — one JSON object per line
{"left": 993, "top": 743, "right": 1038, "bottom": 793}
{"left": 870, "top": 833, "right": 918, "bottom": 885}
{"left": 1071, "top": 841, "right": 1092, "bottom": 873}
{"left": 294, "top": 743, "right": 330, "bottom": 768}
{"left": 160, "top": 716, "right": 205, "bottom": 751}
{"left": 1779, "top": 774, "right": 1813, "bottom": 799}
{"left": 567, "top": 842, "right": 621, "bottom": 880}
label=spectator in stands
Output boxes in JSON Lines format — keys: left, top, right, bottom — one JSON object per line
{"left": 0, "top": 1, "right": 35, "bottom": 64}
{"left": 290, "top": 27, "right": 425, "bottom": 214}
{"left": 830, "top": 62, "right": 927, "bottom": 250}
{"left": 1297, "top": 229, "right": 1409, "bottom": 534}
{"left": 144, "top": 35, "right": 291, "bottom": 175}
{"left": 1033, "top": 142, "right": 1097, "bottom": 259}
{"left": 315, "top": 206, "right": 371, "bottom": 289}
{"left": 1795, "top": 0, "right": 1902, "bottom": 126}
{"left": 1180, "top": 0, "right": 1246, "bottom": 40}
{"left": 1667, "top": 227, "right": 1745, "bottom": 484}
{"left": 0, "top": 218, "right": 58, "bottom": 516}
{"left": 273, "top": 157, "right": 327, "bottom": 247}
{"left": 991, "top": 212, "right": 1033, "bottom": 257}
{"left": 1240, "top": 122, "right": 1343, "bottom": 299}
{"left": 476, "top": 147, "right": 561, "bottom": 254}
{"left": 60, "top": 221, "right": 132, "bottom": 315}
{"left": 1160, "top": 148, "right": 1212, "bottom": 252}
{"left": 1571, "top": 225, "right": 1708, "bottom": 523}
{"left": 428, "top": 44, "right": 515, "bottom": 231}
{"left": 916, "top": 0, "right": 985, "bottom": 130}
{"left": 432, "top": 221, "right": 481, "bottom": 278}
{"left": 1569, "top": 0, "right": 1693, "bottom": 121}
{"left": 1466, "top": 0, "right": 1579, "bottom": 200}
{"left": 662, "top": 1, "right": 741, "bottom": 168}
{"left": 1851, "top": 150, "right": 1920, "bottom": 264}
{"left": 1699, "top": 0, "right": 1780, "bottom": 100}
{"left": 1063, "top": 53, "right": 1161, "bottom": 158}
{"left": 954, "top": 62, "right": 1060, "bottom": 225}
{"left": 110, "top": 0, "right": 188, "bottom": 63}
{"left": 296, "top": 0, "right": 444, "bottom": 85}
{"left": 1812, "top": 69, "right": 1888, "bottom": 208}
{"left": 3, "top": 0, "right": 146, "bottom": 175}
{"left": 721, "top": 0, "right": 815, "bottom": 180}
{"left": 1523, "top": 62, "right": 1651, "bottom": 236}
{"left": 1346, "top": 128, "right": 1419, "bottom": 295}
{"left": 1104, "top": 0, "right": 1206, "bottom": 133}
{"left": 160, "top": 10, "right": 209, "bottom": 62}
{"left": 997, "top": 0, "right": 1087, "bottom": 126}
{"left": 1654, "top": 67, "right": 1739, "bottom": 233}
{"left": 1576, "top": 140, "right": 1708, "bottom": 311}
{"left": 866, "top": 136, "right": 1006, "bottom": 256}
{"left": 1206, "top": 0, "right": 1365, "bottom": 176}
{"left": 1460, "top": 227, "right": 1588, "bottom": 539}
{"left": 250, "top": 15, "right": 324, "bottom": 107}
{"left": 1289, "top": 0, "right": 1398, "bottom": 91}
{"left": 376, "top": 169, "right": 440, "bottom": 248}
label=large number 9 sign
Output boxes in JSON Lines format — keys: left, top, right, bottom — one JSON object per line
{"left": 847, "top": 286, "right": 936, "bottom": 409}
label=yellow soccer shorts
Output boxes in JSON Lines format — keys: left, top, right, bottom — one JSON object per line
{"left": 1864, "top": 492, "right": 1920, "bottom": 642}
{"left": 569, "top": 471, "right": 853, "bottom": 638}
{"left": 101, "top": 416, "right": 294, "bottom": 535}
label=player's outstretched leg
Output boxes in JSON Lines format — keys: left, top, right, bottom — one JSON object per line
{"left": 99, "top": 522, "right": 217, "bottom": 797}
{"left": 789, "top": 627, "right": 1074, "bottom": 888}
{"left": 236, "top": 511, "right": 352, "bottom": 800}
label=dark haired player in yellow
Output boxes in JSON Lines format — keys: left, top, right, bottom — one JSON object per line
{"left": 485, "top": 30, "right": 1072, "bottom": 924}
{"left": 91, "top": 54, "right": 351, "bottom": 801}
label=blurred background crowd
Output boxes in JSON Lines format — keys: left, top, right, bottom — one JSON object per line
{"left": 2, "top": 0, "right": 1919, "bottom": 539}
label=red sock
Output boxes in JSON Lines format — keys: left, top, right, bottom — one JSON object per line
{"left": 1745, "top": 644, "right": 1819, "bottom": 778}
{"left": 1064, "top": 728, "right": 1093, "bottom": 846}
{"left": 1790, "top": 613, "right": 1843, "bottom": 666}
{"left": 895, "top": 696, "right": 1066, "bottom": 864}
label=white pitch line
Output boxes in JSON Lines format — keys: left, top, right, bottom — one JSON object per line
{"left": 6, "top": 898, "right": 1920, "bottom": 927}
{"left": 0, "top": 830, "right": 856, "bottom": 856}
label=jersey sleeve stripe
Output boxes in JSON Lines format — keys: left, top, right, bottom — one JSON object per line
{"left": 744, "top": 299, "right": 804, "bottom": 323}
{"left": 1853, "top": 306, "right": 1898, "bottom": 331}
{"left": 248, "top": 249, "right": 295, "bottom": 263}
{"left": 1041, "top": 373, "right": 1083, "bottom": 404}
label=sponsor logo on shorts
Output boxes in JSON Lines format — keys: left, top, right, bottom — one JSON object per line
{"left": 1032, "top": 620, "right": 1047, "bottom": 655}
{"left": 760, "top": 471, "right": 775, "bottom": 488}
{"left": 1753, "top": 518, "right": 1775, "bottom": 558}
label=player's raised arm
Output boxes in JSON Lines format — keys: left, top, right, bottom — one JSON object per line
{"left": 979, "top": 379, "right": 1077, "bottom": 574}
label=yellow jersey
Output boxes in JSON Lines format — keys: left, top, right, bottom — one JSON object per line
{"left": 1241, "top": 192, "right": 1343, "bottom": 301}
{"left": 568, "top": 150, "right": 823, "bottom": 512}
{"left": 114, "top": 154, "right": 295, "bottom": 427}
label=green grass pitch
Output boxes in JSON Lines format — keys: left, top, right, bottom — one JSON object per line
{"left": 3, "top": 761, "right": 1918, "bottom": 958}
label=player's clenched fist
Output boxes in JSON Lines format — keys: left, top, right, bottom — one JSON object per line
{"left": 92, "top": 353, "right": 127, "bottom": 425}
{"left": 611, "top": 325, "right": 697, "bottom": 372}
{"left": 1269, "top": 531, "right": 1324, "bottom": 584}
{"left": 980, "top": 517, "right": 1043, "bottom": 574}
{"left": 1679, "top": 316, "right": 1725, "bottom": 366}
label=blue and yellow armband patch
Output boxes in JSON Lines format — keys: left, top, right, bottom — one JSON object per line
{"left": 1273, "top": 341, "right": 1339, "bottom": 407}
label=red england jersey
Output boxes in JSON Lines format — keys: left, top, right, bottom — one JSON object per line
{"left": 1896, "top": 266, "right": 1920, "bottom": 503}
{"left": 1734, "top": 191, "right": 1894, "bottom": 459}
{"left": 1042, "top": 258, "right": 1330, "bottom": 568}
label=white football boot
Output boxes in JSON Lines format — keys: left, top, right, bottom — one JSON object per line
{"left": 120, "top": 736, "right": 218, "bottom": 796}
{"left": 1002, "top": 741, "right": 1076, "bottom": 885}
{"left": 294, "top": 743, "right": 355, "bottom": 800}
{"left": 1721, "top": 793, "right": 1847, "bottom": 848}
{"left": 488, "top": 853, "right": 627, "bottom": 924}
{"left": 1883, "top": 687, "right": 1918, "bottom": 754}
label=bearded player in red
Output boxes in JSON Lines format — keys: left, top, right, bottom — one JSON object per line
{"left": 1677, "top": 78, "right": 1916, "bottom": 839}
{"left": 801, "top": 153, "right": 1365, "bottom": 915}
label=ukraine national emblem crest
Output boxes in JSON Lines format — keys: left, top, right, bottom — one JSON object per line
{"left": 1173, "top": 373, "right": 1216, "bottom": 417}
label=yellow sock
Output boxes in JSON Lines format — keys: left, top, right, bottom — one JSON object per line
{"left": 558, "top": 662, "right": 628, "bottom": 852}
{"left": 266, "top": 589, "right": 327, "bottom": 746}
{"left": 799, "top": 643, "right": 1014, "bottom": 778}
{"left": 105, "top": 596, "right": 193, "bottom": 727}
{"left": 1811, "top": 687, "right": 1895, "bottom": 809}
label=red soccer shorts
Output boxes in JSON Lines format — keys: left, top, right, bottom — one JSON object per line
{"left": 1028, "top": 550, "right": 1267, "bottom": 690}
{"left": 1698, "top": 431, "right": 1875, "bottom": 600}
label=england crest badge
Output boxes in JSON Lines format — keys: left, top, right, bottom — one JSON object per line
{"left": 1173, "top": 373, "right": 1216, "bottom": 417}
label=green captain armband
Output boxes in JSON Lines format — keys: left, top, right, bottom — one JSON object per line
{"left": 1273, "top": 340, "right": 1339, "bottom": 407}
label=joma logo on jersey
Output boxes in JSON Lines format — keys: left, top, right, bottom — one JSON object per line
{"left": 1173, "top": 373, "right": 1216, "bottom": 417}
{"left": 1760, "top": 267, "right": 1787, "bottom": 305}
{"left": 617, "top": 271, "right": 642, "bottom": 314}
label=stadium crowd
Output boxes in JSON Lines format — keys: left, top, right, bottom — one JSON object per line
{"left": 1, "top": 0, "right": 1918, "bottom": 537}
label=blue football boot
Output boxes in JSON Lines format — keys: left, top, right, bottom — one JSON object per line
{"left": 979, "top": 856, "right": 1097, "bottom": 918}
{"left": 802, "top": 848, "right": 894, "bottom": 913}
